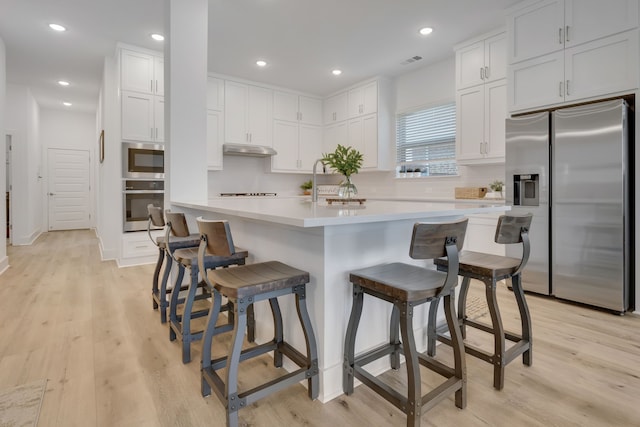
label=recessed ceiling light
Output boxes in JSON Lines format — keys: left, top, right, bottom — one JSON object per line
{"left": 256, "top": 60, "right": 267, "bottom": 67}
{"left": 419, "top": 27, "right": 433, "bottom": 36}
{"left": 151, "top": 33, "right": 164, "bottom": 41}
{"left": 332, "top": 69, "right": 342, "bottom": 76}
{"left": 58, "top": 80, "right": 70, "bottom": 86}
{"left": 63, "top": 102, "right": 72, "bottom": 107}
{"left": 49, "top": 23, "right": 66, "bottom": 32}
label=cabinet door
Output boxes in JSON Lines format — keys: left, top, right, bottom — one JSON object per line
{"left": 324, "top": 92, "right": 348, "bottom": 124}
{"left": 565, "top": 0, "right": 638, "bottom": 48}
{"left": 508, "top": 0, "right": 564, "bottom": 64}
{"left": 508, "top": 51, "right": 564, "bottom": 112}
{"left": 299, "top": 124, "right": 323, "bottom": 172}
{"left": 299, "top": 96, "right": 323, "bottom": 125}
{"left": 347, "top": 118, "right": 364, "bottom": 159}
{"left": 362, "top": 113, "right": 378, "bottom": 169}
{"left": 207, "top": 110, "right": 223, "bottom": 170}
{"left": 247, "top": 85, "right": 273, "bottom": 146}
{"left": 121, "top": 50, "right": 154, "bottom": 94}
{"left": 484, "top": 81, "right": 506, "bottom": 161}
{"left": 456, "top": 85, "right": 484, "bottom": 161}
{"left": 565, "top": 30, "right": 639, "bottom": 103}
{"left": 484, "top": 33, "right": 507, "bottom": 82}
{"left": 273, "top": 90, "right": 299, "bottom": 122}
{"left": 154, "top": 97, "right": 164, "bottom": 143}
{"left": 122, "top": 92, "right": 153, "bottom": 141}
{"left": 154, "top": 56, "right": 164, "bottom": 96}
{"left": 324, "top": 121, "right": 348, "bottom": 155}
{"left": 271, "top": 120, "right": 299, "bottom": 172}
{"left": 362, "top": 81, "right": 378, "bottom": 115}
{"left": 207, "top": 77, "right": 224, "bottom": 111}
{"left": 456, "top": 41, "right": 485, "bottom": 89}
{"left": 224, "top": 81, "right": 248, "bottom": 144}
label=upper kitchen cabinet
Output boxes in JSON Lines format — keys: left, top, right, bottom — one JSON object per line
{"left": 455, "top": 30, "right": 507, "bottom": 164}
{"left": 455, "top": 30, "right": 507, "bottom": 90}
{"left": 121, "top": 48, "right": 164, "bottom": 95}
{"left": 508, "top": 0, "right": 639, "bottom": 64}
{"left": 207, "top": 77, "right": 225, "bottom": 170}
{"left": 207, "top": 76, "right": 224, "bottom": 111}
{"left": 347, "top": 81, "right": 378, "bottom": 118}
{"left": 323, "top": 92, "right": 348, "bottom": 124}
{"left": 121, "top": 91, "right": 164, "bottom": 143}
{"left": 224, "top": 80, "right": 273, "bottom": 147}
{"left": 273, "top": 91, "right": 323, "bottom": 125}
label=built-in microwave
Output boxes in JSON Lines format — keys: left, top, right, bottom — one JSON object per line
{"left": 123, "top": 142, "right": 165, "bottom": 179}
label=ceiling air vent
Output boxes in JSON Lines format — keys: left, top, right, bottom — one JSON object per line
{"left": 401, "top": 55, "right": 423, "bottom": 66}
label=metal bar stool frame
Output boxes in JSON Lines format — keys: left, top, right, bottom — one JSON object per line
{"left": 197, "top": 218, "right": 319, "bottom": 427}
{"left": 166, "top": 212, "right": 253, "bottom": 364}
{"left": 427, "top": 213, "right": 533, "bottom": 390}
{"left": 343, "top": 219, "right": 468, "bottom": 427}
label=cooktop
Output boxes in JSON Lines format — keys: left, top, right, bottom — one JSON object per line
{"left": 219, "top": 192, "right": 277, "bottom": 197}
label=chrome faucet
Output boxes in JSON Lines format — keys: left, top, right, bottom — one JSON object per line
{"left": 312, "top": 159, "right": 326, "bottom": 202}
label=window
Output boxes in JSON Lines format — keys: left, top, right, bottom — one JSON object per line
{"left": 396, "top": 102, "right": 458, "bottom": 177}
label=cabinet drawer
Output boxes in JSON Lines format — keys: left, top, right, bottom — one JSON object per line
{"left": 122, "top": 235, "right": 158, "bottom": 258}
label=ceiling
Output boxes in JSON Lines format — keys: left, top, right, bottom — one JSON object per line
{"left": 0, "top": 0, "right": 522, "bottom": 114}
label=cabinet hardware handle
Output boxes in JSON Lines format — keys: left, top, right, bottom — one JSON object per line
{"left": 479, "top": 142, "right": 483, "bottom": 154}
{"left": 559, "top": 81, "right": 563, "bottom": 97}
{"left": 566, "top": 25, "right": 570, "bottom": 42}
{"left": 566, "top": 80, "right": 570, "bottom": 96}
{"left": 480, "top": 67, "right": 484, "bottom": 80}
{"left": 151, "top": 127, "right": 154, "bottom": 138}
{"left": 151, "top": 80, "right": 153, "bottom": 92}
{"left": 558, "top": 27, "right": 563, "bottom": 44}
{"left": 155, "top": 128, "right": 158, "bottom": 139}
{"left": 484, "top": 66, "right": 489, "bottom": 79}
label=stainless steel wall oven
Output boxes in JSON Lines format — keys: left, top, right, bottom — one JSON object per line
{"left": 123, "top": 180, "right": 164, "bottom": 232}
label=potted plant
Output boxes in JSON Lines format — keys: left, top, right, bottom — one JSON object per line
{"left": 321, "top": 144, "right": 363, "bottom": 198}
{"left": 489, "top": 180, "right": 504, "bottom": 198}
{"left": 300, "top": 179, "right": 313, "bottom": 195}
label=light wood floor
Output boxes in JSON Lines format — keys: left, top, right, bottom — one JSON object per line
{"left": 0, "top": 230, "right": 638, "bottom": 426}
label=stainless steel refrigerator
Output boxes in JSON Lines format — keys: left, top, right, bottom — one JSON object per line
{"left": 505, "top": 99, "right": 631, "bottom": 313}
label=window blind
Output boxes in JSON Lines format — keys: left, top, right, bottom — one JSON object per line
{"left": 396, "top": 102, "right": 457, "bottom": 176}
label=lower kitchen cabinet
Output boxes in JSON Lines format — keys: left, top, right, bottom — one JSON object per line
{"left": 464, "top": 213, "right": 505, "bottom": 256}
{"left": 120, "top": 231, "right": 163, "bottom": 266}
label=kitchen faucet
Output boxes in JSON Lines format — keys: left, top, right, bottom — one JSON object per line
{"left": 312, "top": 159, "right": 326, "bottom": 202}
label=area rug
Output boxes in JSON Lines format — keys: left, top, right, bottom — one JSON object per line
{"left": 0, "top": 379, "right": 46, "bottom": 427}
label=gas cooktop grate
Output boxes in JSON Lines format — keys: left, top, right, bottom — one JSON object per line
{"left": 219, "top": 192, "right": 277, "bottom": 197}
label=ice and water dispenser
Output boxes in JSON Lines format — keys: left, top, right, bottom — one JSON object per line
{"left": 513, "top": 174, "right": 539, "bottom": 206}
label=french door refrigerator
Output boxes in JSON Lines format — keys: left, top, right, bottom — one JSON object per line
{"left": 506, "top": 99, "right": 631, "bottom": 313}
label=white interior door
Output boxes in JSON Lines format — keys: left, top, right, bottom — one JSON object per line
{"left": 48, "top": 148, "right": 91, "bottom": 231}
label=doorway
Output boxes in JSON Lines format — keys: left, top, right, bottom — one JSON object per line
{"left": 5, "top": 134, "right": 11, "bottom": 243}
{"left": 47, "top": 148, "right": 91, "bottom": 231}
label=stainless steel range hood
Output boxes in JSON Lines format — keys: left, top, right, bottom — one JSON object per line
{"left": 223, "top": 143, "right": 277, "bottom": 157}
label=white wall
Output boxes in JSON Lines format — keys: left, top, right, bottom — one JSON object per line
{"left": 0, "top": 36, "right": 7, "bottom": 273}
{"left": 5, "top": 84, "right": 41, "bottom": 245}
{"left": 40, "top": 108, "right": 96, "bottom": 229}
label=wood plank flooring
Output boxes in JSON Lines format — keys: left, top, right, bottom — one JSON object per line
{"left": 0, "top": 230, "right": 638, "bottom": 426}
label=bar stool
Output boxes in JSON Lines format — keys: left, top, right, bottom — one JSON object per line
{"left": 147, "top": 205, "right": 200, "bottom": 323}
{"left": 197, "top": 218, "right": 319, "bottom": 427}
{"left": 166, "top": 212, "right": 253, "bottom": 363}
{"left": 343, "top": 219, "right": 468, "bottom": 427}
{"left": 427, "top": 213, "right": 533, "bottom": 390}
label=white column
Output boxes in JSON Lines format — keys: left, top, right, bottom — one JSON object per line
{"left": 0, "top": 36, "right": 7, "bottom": 271}
{"left": 165, "top": 0, "right": 208, "bottom": 202}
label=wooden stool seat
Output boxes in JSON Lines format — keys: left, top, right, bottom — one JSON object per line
{"left": 428, "top": 213, "right": 533, "bottom": 391}
{"left": 198, "top": 219, "right": 319, "bottom": 427}
{"left": 166, "top": 212, "right": 252, "bottom": 364}
{"left": 148, "top": 205, "right": 201, "bottom": 324}
{"left": 343, "top": 219, "right": 469, "bottom": 427}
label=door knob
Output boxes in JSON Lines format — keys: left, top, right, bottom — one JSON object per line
{"left": 48, "top": 192, "right": 56, "bottom": 196}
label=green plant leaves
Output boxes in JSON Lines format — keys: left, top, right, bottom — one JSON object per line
{"left": 321, "top": 144, "right": 363, "bottom": 178}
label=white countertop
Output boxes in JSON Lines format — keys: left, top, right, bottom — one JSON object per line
{"left": 172, "top": 197, "right": 509, "bottom": 228}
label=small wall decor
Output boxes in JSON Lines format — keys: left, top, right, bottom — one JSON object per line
{"left": 99, "top": 130, "right": 105, "bottom": 163}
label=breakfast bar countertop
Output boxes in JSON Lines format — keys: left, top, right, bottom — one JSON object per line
{"left": 171, "top": 197, "right": 509, "bottom": 228}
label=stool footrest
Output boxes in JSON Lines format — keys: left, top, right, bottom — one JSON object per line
{"left": 354, "top": 343, "right": 400, "bottom": 368}
{"left": 504, "top": 340, "right": 530, "bottom": 365}
{"left": 463, "top": 319, "right": 523, "bottom": 343}
{"left": 420, "top": 376, "right": 464, "bottom": 413}
{"left": 210, "top": 341, "right": 278, "bottom": 371}
{"left": 437, "top": 334, "right": 494, "bottom": 364}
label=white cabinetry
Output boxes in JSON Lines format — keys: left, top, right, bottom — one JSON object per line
{"left": 455, "top": 31, "right": 507, "bottom": 164}
{"left": 121, "top": 91, "right": 164, "bottom": 143}
{"left": 456, "top": 32, "right": 506, "bottom": 90}
{"left": 323, "top": 92, "right": 348, "bottom": 124}
{"left": 347, "top": 81, "right": 377, "bottom": 118}
{"left": 464, "top": 214, "right": 505, "bottom": 256}
{"left": 207, "top": 77, "right": 224, "bottom": 170}
{"left": 508, "top": 0, "right": 639, "bottom": 112}
{"left": 224, "top": 81, "right": 273, "bottom": 147}
{"left": 272, "top": 90, "right": 323, "bottom": 173}
{"left": 347, "top": 114, "right": 378, "bottom": 169}
{"left": 121, "top": 48, "right": 164, "bottom": 95}
{"left": 323, "top": 121, "right": 348, "bottom": 155}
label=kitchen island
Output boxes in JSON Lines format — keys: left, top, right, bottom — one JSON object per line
{"left": 172, "top": 197, "right": 509, "bottom": 402}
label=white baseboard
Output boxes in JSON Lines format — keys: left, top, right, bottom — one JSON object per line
{"left": 0, "top": 256, "right": 9, "bottom": 275}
